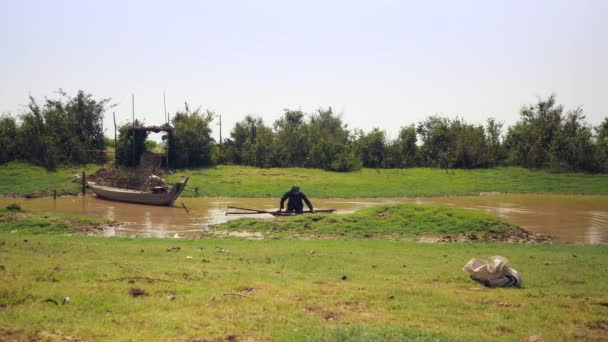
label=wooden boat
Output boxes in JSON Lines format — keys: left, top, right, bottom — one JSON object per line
{"left": 226, "top": 206, "right": 336, "bottom": 216}
{"left": 87, "top": 177, "right": 189, "bottom": 207}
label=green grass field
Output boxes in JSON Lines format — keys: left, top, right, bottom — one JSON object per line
{"left": 1, "top": 207, "right": 607, "bottom": 341}
{"left": 1, "top": 233, "right": 606, "bottom": 341}
{"left": 169, "top": 165, "right": 608, "bottom": 198}
{"left": 2, "top": 162, "right": 608, "bottom": 198}
{"left": 0, "top": 162, "right": 99, "bottom": 197}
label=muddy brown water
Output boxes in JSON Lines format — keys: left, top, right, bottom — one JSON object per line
{"left": 1, "top": 194, "right": 607, "bottom": 243}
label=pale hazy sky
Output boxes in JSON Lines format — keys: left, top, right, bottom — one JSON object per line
{"left": 1, "top": 0, "right": 607, "bottom": 142}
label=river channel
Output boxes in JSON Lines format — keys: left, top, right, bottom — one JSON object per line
{"left": 1, "top": 194, "right": 607, "bottom": 243}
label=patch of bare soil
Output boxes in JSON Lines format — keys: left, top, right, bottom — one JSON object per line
{"left": 258, "top": 172, "right": 288, "bottom": 177}
{"left": 522, "top": 334, "right": 542, "bottom": 342}
{"left": 303, "top": 305, "right": 343, "bottom": 322}
{"left": 177, "top": 335, "right": 267, "bottom": 342}
{"left": 339, "top": 300, "right": 384, "bottom": 319}
{"left": 0, "top": 328, "right": 13, "bottom": 342}
{"left": 586, "top": 320, "right": 608, "bottom": 332}
{"left": 63, "top": 218, "right": 115, "bottom": 233}
{"left": 35, "top": 330, "right": 82, "bottom": 341}
{"left": 421, "top": 229, "right": 553, "bottom": 244}
{"left": 211, "top": 231, "right": 264, "bottom": 240}
{"left": 0, "top": 212, "right": 34, "bottom": 223}
{"left": 480, "top": 300, "right": 522, "bottom": 308}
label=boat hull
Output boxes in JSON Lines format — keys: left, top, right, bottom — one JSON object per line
{"left": 87, "top": 178, "right": 188, "bottom": 207}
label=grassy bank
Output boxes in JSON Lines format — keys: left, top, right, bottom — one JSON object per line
{"left": 168, "top": 165, "right": 608, "bottom": 198}
{"left": 0, "top": 206, "right": 111, "bottom": 235}
{"left": 216, "top": 204, "right": 535, "bottom": 241}
{"left": 1, "top": 232, "right": 606, "bottom": 341}
{"left": 0, "top": 162, "right": 99, "bottom": 197}
{"left": 2, "top": 162, "right": 608, "bottom": 198}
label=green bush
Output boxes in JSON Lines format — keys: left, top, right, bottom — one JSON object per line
{"left": 6, "top": 203, "right": 21, "bottom": 211}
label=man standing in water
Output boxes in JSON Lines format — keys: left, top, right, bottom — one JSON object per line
{"left": 280, "top": 184, "right": 314, "bottom": 214}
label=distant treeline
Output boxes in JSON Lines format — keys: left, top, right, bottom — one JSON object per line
{"left": 1, "top": 91, "right": 607, "bottom": 172}
{"left": 219, "top": 95, "right": 608, "bottom": 173}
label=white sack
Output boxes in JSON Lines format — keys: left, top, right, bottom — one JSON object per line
{"left": 463, "top": 256, "right": 521, "bottom": 288}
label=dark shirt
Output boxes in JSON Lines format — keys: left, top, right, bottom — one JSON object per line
{"left": 280, "top": 191, "right": 313, "bottom": 213}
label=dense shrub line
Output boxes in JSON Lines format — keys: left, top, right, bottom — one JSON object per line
{"left": 0, "top": 90, "right": 108, "bottom": 169}
{"left": 220, "top": 96, "right": 608, "bottom": 172}
{"left": 1, "top": 91, "right": 607, "bottom": 172}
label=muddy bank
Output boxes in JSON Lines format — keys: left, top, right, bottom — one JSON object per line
{"left": 1, "top": 189, "right": 80, "bottom": 199}
{"left": 1, "top": 194, "right": 607, "bottom": 242}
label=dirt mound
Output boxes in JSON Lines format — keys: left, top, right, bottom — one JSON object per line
{"left": 86, "top": 168, "right": 121, "bottom": 185}
{"left": 87, "top": 168, "right": 147, "bottom": 189}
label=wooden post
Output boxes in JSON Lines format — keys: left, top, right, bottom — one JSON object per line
{"left": 82, "top": 171, "right": 86, "bottom": 195}
{"left": 53, "top": 190, "right": 57, "bottom": 200}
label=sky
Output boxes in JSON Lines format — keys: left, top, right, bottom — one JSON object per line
{"left": 1, "top": 0, "right": 607, "bottom": 142}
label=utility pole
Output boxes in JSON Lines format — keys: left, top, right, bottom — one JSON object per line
{"left": 219, "top": 114, "right": 222, "bottom": 163}
{"left": 131, "top": 93, "right": 135, "bottom": 166}
{"left": 113, "top": 112, "right": 117, "bottom": 169}
{"left": 164, "top": 90, "right": 170, "bottom": 169}
{"left": 163, "top": 90, "right": 168, "bottom": 124}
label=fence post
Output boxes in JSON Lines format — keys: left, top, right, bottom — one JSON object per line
{"left": 82, "top": 171, "right": 86, "bottom": 195}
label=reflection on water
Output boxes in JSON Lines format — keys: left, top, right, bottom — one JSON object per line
{"left": 1, "top": 194, "right": 607, "bottom": 243}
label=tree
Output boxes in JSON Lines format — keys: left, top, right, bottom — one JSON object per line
{"left": 386, "top": 125, "right": 417, "bottom": 168}
{"left": 505, "top": 95, "right": 563, "bottom": 168}
{"left": 417, "top": 116, "right": 456, "bottom": 172}
{"left": 485, "top": 118, "right": 506, "bottom": 166}
{"left": 273, "top": 110, "right": 308, "bottom": 167}
{"left": 596, "top": 118, "right": 608, "bottom": 172}
{"left": 227, "top": 115, "right": 272, "bottom": 166}
{"left": 0, "top": 115, "right": 18, "bottom": 164}
{"left": 115, "top": 120, "right": 148, "bottom": 167}
{"left": 170, "top": 104, "right": 215, "bottom": 168}
{"left": 548, "top": 109, "right": 596, "bottom": 171}
{"left": 354, "top": 128, "right": 387, "bottom": 168}
{"left": 451, "top": 118, "right": 487, "bottom": 168}
{"left": 305, "top": 108, "right": 357, "bottom": 171}
{"left": 7, "top": 90, "right": 110, "bottom": 169}
{"left": 16, "top": 98, "right": 47, "bottom": 166}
